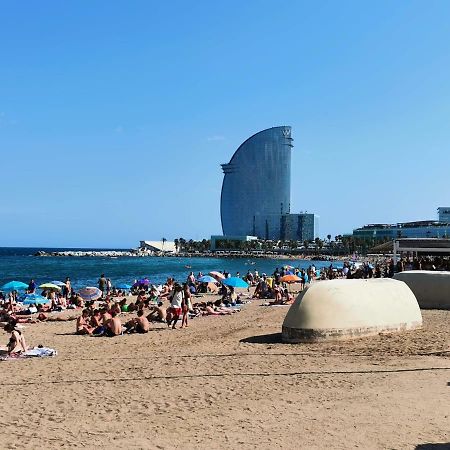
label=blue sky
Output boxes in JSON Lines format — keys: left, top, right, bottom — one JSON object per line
{"left": 1, "top": 0, "right": 450, "bottom": 247}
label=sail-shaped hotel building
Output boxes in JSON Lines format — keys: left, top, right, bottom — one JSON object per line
{"left": 219, "top": 126, "right": 318, "bottom": 242}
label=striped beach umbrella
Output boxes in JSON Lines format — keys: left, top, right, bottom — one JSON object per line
{"left": 78, "top": 287, "right": 102, "bottom": 301}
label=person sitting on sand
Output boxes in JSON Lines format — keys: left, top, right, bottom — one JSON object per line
{"left": 110, "top": 302, "right": 121, "bottom": 316}
{"left": 76, "top": 309, "right": 94, "bottom": 335}
{"left": 4, "top": 319, "right": 28, "bottom": 355}
{"left": 119, "top": 298, "right": 128, "bottom": 312}
{"left": 105, "top": 311, "right": 122, "bottom": 337}
{"left": 147, "top": 302, "right": 166, "bottom": 323}
{"left": 90, "top": 309, "right": 102, "bottom": 328}
{"left": 283, "top": 288, "right": 294, "bottom": 304}
{"left": 101, "top": 308, "right": 112, "bottom": 325}
{"left": 125, "top": 310, "right": 150, "bottom": 334}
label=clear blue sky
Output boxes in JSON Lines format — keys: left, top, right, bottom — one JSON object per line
{"left": 1, "top": 0, "right": 449, "bottom": 247}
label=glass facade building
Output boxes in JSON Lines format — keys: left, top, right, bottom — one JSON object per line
{"left": 438, "top": 207, "right": 450, "bottom": 222}
{"left": 353, "top": 221, "right": 450, "bottom": 240}
{"left": 220, "top": 126, "right": 294, "bottom": 239}
{"left": 280, "top": 213, "right": 319, "bottom": 242}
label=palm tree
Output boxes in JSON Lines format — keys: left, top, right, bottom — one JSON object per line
{"left": 161, "top": 237, "right": 167, "bottom": 252}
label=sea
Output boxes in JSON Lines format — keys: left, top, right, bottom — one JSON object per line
{"left": 0, "top": 247, "right": 342, "bottom": 290}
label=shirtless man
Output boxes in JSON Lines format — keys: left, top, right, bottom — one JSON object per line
{"left": 105, "top": 311, "right": 122, "bottom": 336}
{"left": 101, "top": 308, "right": 112, "bottom": 326}
{"left": 147, "top": 302, "right": 167, "bottom": 323}
{"left": 126, "top": 310, "right": 150, "bottom": 333}
{"left": 76, "top": 309, "right": 93, "bottom": 335}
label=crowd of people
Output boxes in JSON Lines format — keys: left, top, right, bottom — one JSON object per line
{"left": 2, "top": 255, "right": 450, "bottom": 355}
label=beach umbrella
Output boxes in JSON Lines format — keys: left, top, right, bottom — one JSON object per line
{"left": 280, "top": 274, "right": 301, "bottom": 283}
{"left": 2, "top": 281, "right": 28, "bottom": 291}
{"left": 135, "top": 278, "right": 150, "bottom": 286}
{"left": 39, "top": 283, "right": 62, "bottom": 291}
{"left": 209, "top": 271, "right": 225, "bottom": 280}
{"left": 116, "top": 283, "right": 132, "bottom": 290}
{"left": 20, "top": 293, "right": 50, "bottom": 305}
{"left": 78, "top": 287, "right": 102, "bottom": 301}
{"left": 50, "top": 281, "right": 66, "bottom": 287}
{"left": 222, "top": 277, "right": 248, "bottom": 288}
{"left": 197, "top": 275, "right": 217, "bottom": 283}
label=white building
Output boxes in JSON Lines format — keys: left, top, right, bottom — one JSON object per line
{"left": 139, "top": 241, "right": 178, "bottom": 253}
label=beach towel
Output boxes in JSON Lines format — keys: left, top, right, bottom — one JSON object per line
{"left": 0, "top": 346, "right": 57, "bottom": 360}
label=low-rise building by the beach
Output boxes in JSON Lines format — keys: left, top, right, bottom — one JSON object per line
{"left": 352, "top": 207, "right": 450, "bottom": 241}
{"left": 139, "top": 240, "right": 178, "bottom": 253}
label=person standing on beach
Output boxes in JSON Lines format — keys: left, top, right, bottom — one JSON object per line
{"left": 181, "top": 283, "right": 192, "bottom": 328}
{"left": 28, "top": 279, "right": 36, "bottom": 294}
{"left": 168, "top": 283, "right": 183, "bottom": 329}
{"left": 64, "top": 277, "right": 71, "bottom": 300}
{"left": 106, "top": 278, "right": 112, "bottom": 296}
{"left": 98, "top": 274, "right": 107, "bottom": 298}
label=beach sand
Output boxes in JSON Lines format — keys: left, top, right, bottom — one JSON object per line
{"left": 0, "top": 295, "right": 449, "bottom": 449}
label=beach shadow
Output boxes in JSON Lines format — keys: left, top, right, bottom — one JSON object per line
{"left": 54, "top": 332, "right": 78, "bottom": 336}
{"left": 240, "top": 333, "right": 283, "bottom": 344}
{"left": 415, "top": 444, "right": 450, "bottom": 449}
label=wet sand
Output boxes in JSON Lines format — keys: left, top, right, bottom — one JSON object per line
{"left": 0, "top": 297, "right": 449, "bottom": 449}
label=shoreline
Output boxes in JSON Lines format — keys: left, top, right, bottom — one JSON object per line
{"left": 33, "top": 249, "right": 355, "bottom": 261}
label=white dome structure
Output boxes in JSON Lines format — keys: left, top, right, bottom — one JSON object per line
{"left": 282, "top": 279, "right": 422, "bottom": 343}
{"left": 394, "top": 270, "right": 450, "bottom": 310}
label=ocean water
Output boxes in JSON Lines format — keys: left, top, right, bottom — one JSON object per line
{"left": 0, "top": 247, "right": 340, "bottom": 290}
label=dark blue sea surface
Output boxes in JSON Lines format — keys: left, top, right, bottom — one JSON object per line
{"left": 0, "top": 247, "right": 340, "bottom": 290}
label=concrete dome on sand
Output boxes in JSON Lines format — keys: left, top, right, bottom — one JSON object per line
{"left": 282, "top": 279, "right": 422, "bottom": 343}
{"left": 394, "top": 270, "right": 450, "bottom": 310}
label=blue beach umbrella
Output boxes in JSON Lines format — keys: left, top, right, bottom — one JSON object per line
{"left": 222, "top": 277, "right": 248, "bottom": 288}
{"left": 20, "top": 293, "right": 50, "bottom": 305}
{"left": 116, "top": 283, "right": 132, "bottom": 289}
{"left": 2, "top": 281, "right": 29, "bottom": 292}
{"left": 197, "top": 275, "right": 217, "bottom": 283}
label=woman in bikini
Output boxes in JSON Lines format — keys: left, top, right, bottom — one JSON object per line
{"left": 4, "top": 320, "right": 28, "bottom": 355}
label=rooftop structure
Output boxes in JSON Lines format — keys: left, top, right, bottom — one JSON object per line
{"left": 438, "top": 207, "right": 450, "bottom": 222}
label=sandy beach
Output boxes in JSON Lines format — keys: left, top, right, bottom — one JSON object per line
{"left": 0, "top": 296, "right": 449, "bottom": 449}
